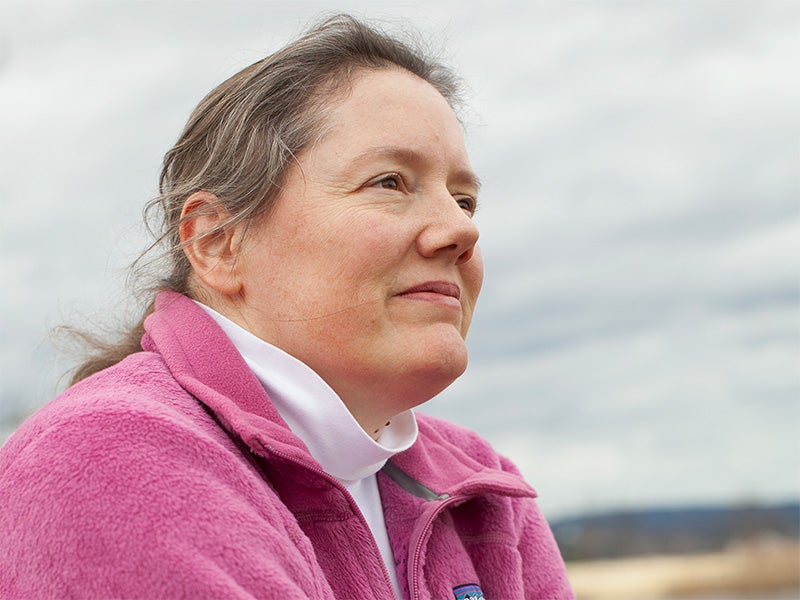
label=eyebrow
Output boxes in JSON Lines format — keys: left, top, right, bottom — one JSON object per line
{"left": 347, "top": 145, "right": 482, "bottom": 193}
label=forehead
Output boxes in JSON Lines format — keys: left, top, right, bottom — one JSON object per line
{"left": 309, "top": 67, "right": 475, "bottom": 176}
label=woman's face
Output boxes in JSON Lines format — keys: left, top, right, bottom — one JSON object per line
{"left": 228, "top": 67, "right": 483, "bottom": 429}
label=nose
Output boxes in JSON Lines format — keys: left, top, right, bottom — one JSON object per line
{"left": 416, "top": 192, "right": 480, "bottom": 265}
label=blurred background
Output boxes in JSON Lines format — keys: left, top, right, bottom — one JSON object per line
{"left": 1, "top": 1, "right": 798, "bottom": 597}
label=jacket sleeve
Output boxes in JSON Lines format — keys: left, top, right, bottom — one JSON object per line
{"left": 0, "top": 403, "right": 330, "bottom": 599}
{"left": 499, "top": 454, "right": 576, "bottom": 600}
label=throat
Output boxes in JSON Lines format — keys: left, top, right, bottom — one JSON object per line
{"left": 371, "top": 420, "right": 392, "bottom": 441}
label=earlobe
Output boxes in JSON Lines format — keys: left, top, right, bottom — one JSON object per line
{"left": 179, "top": 191, "right": 243, "bottom": 295}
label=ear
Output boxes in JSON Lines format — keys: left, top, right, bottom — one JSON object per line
{"left": 179, "top": 191, "right": 244, "bottom": 295}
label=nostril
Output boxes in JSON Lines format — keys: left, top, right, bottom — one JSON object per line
{"left": 456, "top": 246, "right": 474, "bottom": 265}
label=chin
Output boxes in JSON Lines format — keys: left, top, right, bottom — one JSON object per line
{"left": 398, "top": 343, "right": 469, "bottom": 405}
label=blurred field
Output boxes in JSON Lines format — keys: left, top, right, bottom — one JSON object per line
{"left": 566, "top": 537, "right": 799, "bottom": 599}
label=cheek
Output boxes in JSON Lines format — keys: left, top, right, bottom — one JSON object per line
{"left": 459, "top": 249, "right": 484, "bottom": 336}
{"left": 331, "top": 217, "right": 409, "bottom": 278}
{"left": 465, "top": 246, "right": 485, "bottom": 301}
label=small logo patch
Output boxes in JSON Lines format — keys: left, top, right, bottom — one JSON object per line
{"left": 453, "top": 583, "right": 485, "bottom": 600}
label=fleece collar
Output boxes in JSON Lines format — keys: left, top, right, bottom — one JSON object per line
{"left": 142, "top": 291, "right": 311, "bottom": 463}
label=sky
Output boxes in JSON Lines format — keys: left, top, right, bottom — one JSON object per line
{"left": 1, "top": 1, "right": 798, "bottom": 520}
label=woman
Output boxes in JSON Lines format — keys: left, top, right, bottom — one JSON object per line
{"left": 0, "top": 15, "right": 573, "bottom": 599}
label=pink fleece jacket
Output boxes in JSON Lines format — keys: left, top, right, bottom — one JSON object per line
{"left": 0, "top": 292, "right": 573, "bottom": 599}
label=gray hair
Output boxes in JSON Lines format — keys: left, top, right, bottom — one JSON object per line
{"left": 68, "top": 13, "right": 462, "bottom": 384}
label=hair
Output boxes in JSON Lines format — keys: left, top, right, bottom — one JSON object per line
{"left": 66, "top": 14, "right": 462, "bottom": 385}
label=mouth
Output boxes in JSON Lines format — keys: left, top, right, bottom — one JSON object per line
{"left": 398, "top": 281, "right": 461, "bottom": 299}
{"left": 396, "top": 281, "right": 462, "bottom": 305}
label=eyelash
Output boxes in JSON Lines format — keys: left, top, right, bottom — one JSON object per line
{"left": 370, "top": 173, "right": 477, "bottom": 216}
{"left": 455, "top": 196, "right": 478, "bottom": 215}
{"left": 374, "top": 173, "right": 403, "bottom": 191}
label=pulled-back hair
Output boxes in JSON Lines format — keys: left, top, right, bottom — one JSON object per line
{"left": 67, "top": 14, "right": 461, "bottom": 384}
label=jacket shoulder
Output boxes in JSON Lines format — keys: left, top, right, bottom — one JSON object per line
{"left": 2, "top": 352, "right": 202, "bottom": 458}
{"left": 0, "top": 352, "right": 325, "bottom": 598}
{"left": 414, "top": 412, "right": 510, "bottom": 471}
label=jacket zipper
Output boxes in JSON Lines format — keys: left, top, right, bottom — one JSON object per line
{"left": 410, "top": 494, "right": 462, "bottom": 600}
{"left": 262, "top": 444, "right": 396, "bottom": 599}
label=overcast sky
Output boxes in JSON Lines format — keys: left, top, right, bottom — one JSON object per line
{"left": 1, "top": 1, "right": 798, "bottom": 519}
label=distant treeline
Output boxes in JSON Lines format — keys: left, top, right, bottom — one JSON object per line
{"left": 551, "top": 501, "right": 800, "bottom": 561}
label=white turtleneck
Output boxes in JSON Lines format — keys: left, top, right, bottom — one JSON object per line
{"left": 195, "top": 301, "right": 417, "bottom": 599}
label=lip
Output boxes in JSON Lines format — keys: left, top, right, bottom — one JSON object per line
{"left": 395, "top": 281, "right": 462, "bottom": 309}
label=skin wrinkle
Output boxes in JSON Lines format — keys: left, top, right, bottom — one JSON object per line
{"left": 342, "top": 146, "right": 482, "bottom": 201}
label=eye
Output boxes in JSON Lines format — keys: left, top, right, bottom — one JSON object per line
{"left": 372, "top": 173, "right": 403, "bottom": 191}
{"left": 455, "top": 195, "right": 478, "bottom": 216}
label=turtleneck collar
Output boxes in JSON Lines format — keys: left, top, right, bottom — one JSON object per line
{"left": 194, "top": 301, "right": 418, "bottom": 482}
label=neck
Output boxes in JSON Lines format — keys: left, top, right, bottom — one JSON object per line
{"left": 347, "top": 404, "right": 396, "bottom": 441}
